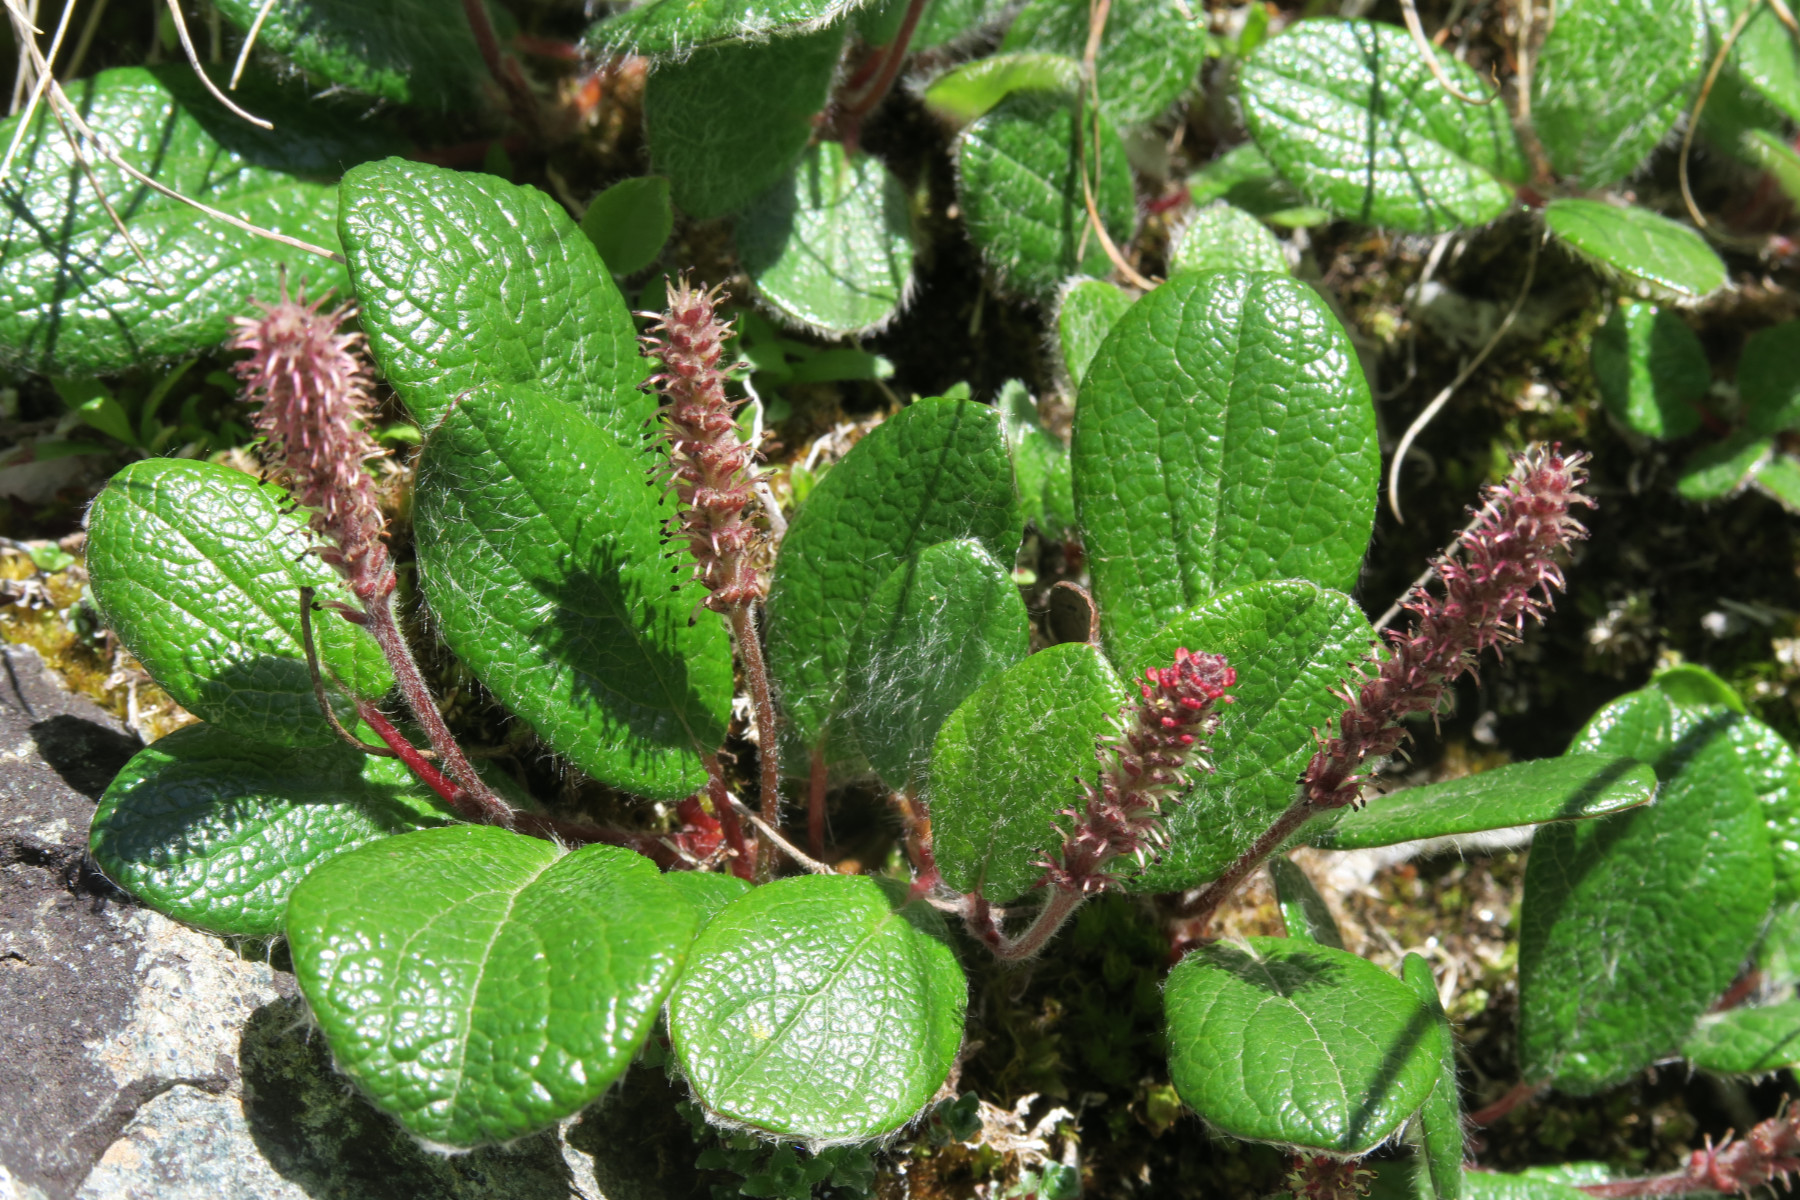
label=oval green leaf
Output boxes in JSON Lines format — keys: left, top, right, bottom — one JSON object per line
{"left": 1312, "top": 755, "right": 1658, "bottom": 851}
{"left": 923, "top": 52, "right": 1082, "bottom": 122}
{"left": 413, "top": 384, "right": 733, "bottom": 800}
{"left": 1679, "top": 429, "right": 1773, "bottom": 499}
{"left": 1001, "top": 380, "right": 1071, "bottom": 537}
{"left": 930, "top": 641, "right": 1132, "bottom": 904}
{"left": 1271, "top": 857, "right": 1345, "bottom": 949}
{"left": 215, "top": 0, "right": 488, "bottom": 109}
{"left": 1402, "top": 953, "right": 1464, "bottom": 1200}
{"left": 1532, "top": 0, "right": 1706, "bottom": 188}
{"left": 289, "top": 826, "right": 696, "bottom": 1147}
{"left": 580, "top": 175, "right": 674, "bottom": 277}
{"left": 1240, "top": 19, "right": 1524, "bottom": 234}
{"left": 0, "top": 67, "right": 352, "bottom": 376}
{"left": 765, "top": 396, "right": 1022, "bottom": 756}
{"left": 340, "top": 159, "right": 648, "bottom": 437}
{"left": 1165, "top": 937, "right": 1449, "bottom": 1154}
{"left": 90, "top": 722, "right": 454, "bottom": 938}
{"left": 1124, "top": 581, "right": 1373, "bottom": 892}
{"left": 956, "top": 91, "right": 1136, "bottom": 300}
{"left": 739, "top": 141, "right": 916, "bottom": 336}
{"left": 1544, "top": 200, "right": 1726, "bottom": 299}
{"left": 1592, "top": 302, "right": 1708, "bottom": 439}
{"left": 86, "top": 458, "right": 393, "bottom": 747}
{"left": 1742, "top": 319, "right": 1800, "bottom": 435}
{"left": 845, "top": 538, "right": 1031, "bottom": 793}
{"left": 1056, "top": 278, "right": 1134, "bottom": 387}
{"left": 1683, "top": 1000, "right": 1800, "bottom": 1074}
{"left": 667, "top": 874, "right": 966, "bottom": 1144}
{"left": 587, "top": 0, "right": 866, "bottom": 57}
{"left": 1072, "top": 271, "right": 1378, "bottom": 663}
{"left": 1000, "top": 0, "right": 1208, "bottom": 127}
{"left": 1170, "top": 205, "right": 1288, "bottom": 275}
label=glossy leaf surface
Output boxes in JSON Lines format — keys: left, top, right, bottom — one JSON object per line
{"left": 739, "top": 141, "right": 915, "bottom": 336}
{"left": 1545, "top": 201, "right": 1725, "bottom": 298}
{"left": 1678, "top": 430, "right": 1772, "bottom": 500}
{"left": 1072, "top": 271, "right": 1378, "bottom": 661}
{"left": 86, "top": 458, "right": 392, "bottom": 747}
{"left": 1403, "top": 953, "right": 1464, "bottom": 1200}
{"left": 0, "top": 68, "right": 351, "bottom": 376}
{"left": 214, "top": 0, "right": 486, "bottom": 108}
{"left": 1313, "top": 755, "right": 1657, "bottom": 851}
{"left": 645, "top": 31, "right": 842, "bottom": 221}
{"left": 1533, "top": 0, "right": 1706, "bottom": 188}
{"left": 91, "top": 722, "right": 452, "bottom": 938}
{"left": 956, "top": 91, "right": 1136, "bottom": 299}
{"left": 765, "top": 397, "right": 1021, "bottom": 753}
{"left": 923, "top": 53, "right": 1081, "bottom": 122}
{"left": 846, "top": 538, "right": 1030, "bottom": 792}
{"left": 413, "top": 385, "right": 733, "bottom": 800}
{"left": 1170, "top": 205, "right": 1288, "bottom": 275}
{"left": 1056, "top": 279, "right": 1134, "bottom": 386}
{"left": 587, "top": 0, "right": 864, "bottom": 56}
{"left": 1592, "top": 302, "right": 1708, "bottom": 439}
{"left": 289, "top": 826, "right": 695, "bottom": 1147}
{"left": 1165, "top": 938, "right": 1448, "bottom": 1153}
{"left": 1519, "top": 690, "right": 1774, "bottom": 1093}
{"left": 1240, "top": 19, "right": 1523, "bottom": 234}
{"left": 580, "top": 175, "right": 674, "bottom": 277}
{"left": 1000, "top": 0, "right": 1208, "bottom": 126}
{"left": 1125, "top": 581, "right": 1371, "bottom": 892}
{"left": 339, "top": 160, "right": 647, "bottom": 436}
{"left": 1271, "top": 857, "right": 1344, "bottom": 948}
{"left": 931, "top": 641, "right": 1130, "bottom": 904}
{"left": 667, "top": 875, "right": 966, "bottom": 1143}
{"left": 1683, "top": 1001, "right": 1800, "bottom": 1074}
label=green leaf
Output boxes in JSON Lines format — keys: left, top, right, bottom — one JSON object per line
{"left": 739, "top": 141, "right": 916, "bottom": 336}
{"left": 1460, "top": 1174, "right": 1591, "bottom": 1200}
{"left": 845, "top": 539, "right": 1030, "bottom": 792}
{"left": 1678, "top": 429, "right": 1773, "bottom": 500}
{"left": 413, "top": 384, "right": 733, "bottom": 800}
{"left": 1683, "top": 1001, "right": 1800, "bottom": 1074}
{"left": 1170, "top": 205, "right": 1288, "bottom": 275}
{"left": 0, "top": 67, "right": 352, "bottom": 377}
{"left": 1544, "top": 200, "right": 1726, "bottom": 298}
{"left": 214, "top": 0, "right": 487, "bottom": 109}
{"left": 1759, "top": 901, "right": 1800, "bottom": 986}
{"left": 930, "top": 641, "right": 1131, "bottom": 904}
{"left": 1520, "top": 691, "right": 1774, "bottom": 1094}
{"left": 645, "top": 30, "right": 843, "bottom": 221}
{"left": 1071, "top": 271, "right": 1378, "bottom": 661}
{"left": 913, "top": 0, "right": 1015, "bottom": 50}
{"left": 288, "top": 826, "right": 696, "bottom": 1147}
{"left": 1056, "top": 279, "right": 1134, "bottom": 387}
{"left": 580, "top": 176, "right": 674, "bottom": 277}
{"left": 765, "top": 396, "right": 1022, "bottom": 755}
{"left": 661, "top": 870, "right": 754, "bottom": 929}
{"left": 1402, "top": 953, "right": 1464, "bottom": 1200}
{"left": 1000, "top": 0, "right": 1208, "bottom": 127}
{"left": 1653, "top": 662, "right": 1747, "bottom": 714}
{"left": 1591, "top": 302, "right": 1708, "bottom": 439}
{"left": 1271, "top": 857, "right": 1345, "bottom": 948}
{"left": 1239, "top": 19, "right": 1524, "bottom": 235}
{"left": 1533, "top": 0, "right": 1706, "bottom": 187}
{"left": 923, "top": 53, "right": 1081, "bottom": 122}
{"left": 1741, "top": 129, "right": 1800, "bottom": 204}
{"left": 1311, "top": 755, "right": 1658, "bottom": 851}
{"left": 340, "top": 159, "right": 647, "bottom": 437}
{"left": 999, "top": 380, "right": 1069, "bottom": 536}
{"left": 956, "top": 91, "right": 1137, "bottom": 299}
{"left": 1124, "top": 581, "right": 1373, "bottom": 892}
{"left": 86, "top": 458, "right": 392, "bottom": 747}
{"left": 90, "top": 722, "right": 453, "bottom": 938}
{"left": 667, "top": 874, "right": 966, "bottom": 1143}
{"left": 1756, "top": 456, "right": 1800, "bottom": 512}
{"left": 1164, "top": 938, "right": 1449, "bottom": 1154}
{"left": 1742, "top": 320, "right": 1800, "bottom": 435}
{"left": 587, "top": 0, "right": 863, "bottom": 57}
{"left": 1188, "top": 143, "right": 1329, "bottom": 228}
{"left": 1708, "top": 0, "right": 1800, "bottom": 123}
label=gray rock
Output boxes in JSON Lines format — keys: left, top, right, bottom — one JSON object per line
{"left": 0, "top": 644, "right": 700, "bottom": 1200}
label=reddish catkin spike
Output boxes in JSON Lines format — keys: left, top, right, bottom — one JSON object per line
{"left": 1046, "top": 647, "right": 1236, "bottom": 893}
{"left": 639, "top": 277, "right": 765, "bottom": 613}
{"left": 1286, "top": 1154, "right": 1374, "bottom": 1200}
{"left": 229, "top": 282, "right": 390, "bottom": 601}
{"left": 1577, "top": 1102, "right": 1800, "bottom": 1197}
{"left": 1303, "top": 445, "right": 1592, "bottom": 809}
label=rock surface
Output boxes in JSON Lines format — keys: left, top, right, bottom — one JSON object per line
{"left": 0, "top": 643, "right": 698, "bottom": 1200}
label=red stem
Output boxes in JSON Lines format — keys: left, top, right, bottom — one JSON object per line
{"left": 808, "top": 743, "right": 828, "bottom": 860}
{"left": 358, "top": 703, "right": 465, "bottom": 809}
{"left": 965, "top": 887, "right": 1087, "bottom": 961}
{"left": 1468, "top": 1080, "right": 1542, "bottom": 1127}
{"left": 1168, "top": 799, "right": 1319, "bottom": 927}
{"left": 833, "top": 0, "right": 930, "bottom": 148}
{"left": 705, "top": 754, "right": 758, "bottom": 881}
{"left": 730, "top": 604, "right": 783, "bottom": 835}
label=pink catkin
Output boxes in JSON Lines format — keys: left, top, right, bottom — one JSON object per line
{"left": 229, "top": 283, "right": 390, "bottom": 601}
{"left": 1302, "top": 445, "right": 1592, "bottom": 809}
{"left": 1047, "top": 647, "right": 1236, "bottom": 893}
{"left": 639, "top": 278, "right": 764, "bottom": 613}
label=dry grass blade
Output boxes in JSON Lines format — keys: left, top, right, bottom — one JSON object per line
{"left": 229, "top": 0, "right": 278, "bottom": 89}
{"left": 1080, "top": 0, "right": 1155, "bottom": 291}
{"left": 1400, "top": 0, "right": 1496, "bottom": 105}
{"left": 163, "top": 0, "right": 271, "bottom": 129}
{"left": 0, "top": 0, "right": 75, "bottom": 180}
{"left": 1680, "top": 0, "right": 1763, "bottom": 230}
{"left": 1387, "top": 231, "right": 1540, "bottom": 523}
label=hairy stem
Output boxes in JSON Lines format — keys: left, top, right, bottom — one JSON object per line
{"left": 968, "top": 888, "right": 1088, "bottom": 961}
{"left": 705, "top": 753, "right": 758, "bottom": 881}
{"left": 808, "top": 744, "right": 828, "bottom": 860}
{"left": 730, "top": 604, "right": 783, "bottom": 836}
{"left": 1168, "top": 799, "right": 1320, "bottom": 930}
{"left": 1574, "top": 1104, "right": 1800, "bottom": 1197}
